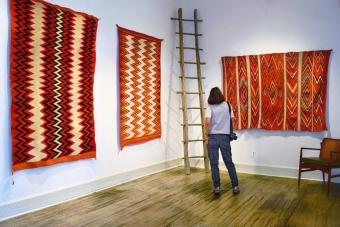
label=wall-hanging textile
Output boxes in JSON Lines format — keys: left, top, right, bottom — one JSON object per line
{"left": 10, "top": 0, "right": 98, "bottom": 171}
{"left": 222, "top": 50, "right": 331, "bottom": 132}
{"left": 118, "top": 26, "right": 162, "bottom": 149}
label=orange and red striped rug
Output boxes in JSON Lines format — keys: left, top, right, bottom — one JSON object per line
{"left": 118, "top": 26, "right": 162, "bottom": 149}
{"left": 10, "top": 0, "right": 97, "bottom": 171}
{"left": 222, "top": 50, "right": 331, "bottom": 132}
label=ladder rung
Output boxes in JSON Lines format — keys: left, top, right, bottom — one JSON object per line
{"left": 181, "top": 123, "right": 204, "bottom": 126}
{"left": 182, "top": 156, "right": 205, "bottom": 159}
{"left": 176, "top": 47, "right": 203, "bottom": 51}
{"left": 180, "top": 107, "right": 206, "bottom": 110}
{"left": 179, "top": 76, "right": 206, "bottom": 80}
{"left": 175, "top": 32, "right": 203, "bottom": 36}
{"left": 179, "top": 61, "right": 206, "bottom": 65}
{"left": 171, "top": 18, "right": 203, "bottom": 22}
{"left": 183, "top": 139, "right": 206, "bottom": 142}
{"left": 176, "top": 91, "right": 205, "bottom": 95}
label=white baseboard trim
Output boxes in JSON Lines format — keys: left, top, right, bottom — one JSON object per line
{"left": 234, "top": 162, "right": 322, "bottom": 181}
{"left": 190, "top": 159, "right": 340, "bottom": 182}
{"left": 0, "top": 158, "right": 182, "bottom": 222}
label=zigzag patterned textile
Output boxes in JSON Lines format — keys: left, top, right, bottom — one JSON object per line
{"left": 118, "top": 26, "right": 162, "bottom": 148}
{"left": 10, "top": 0, "right": 98, "bottom": 171}
{"left": 222, "top": 50, "right": 331, "bottom": 132}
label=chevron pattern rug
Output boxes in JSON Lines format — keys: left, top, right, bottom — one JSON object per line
{"left": 118, "top": 26, "right": 162, "bottom": 149}
{"left": 10, "top": 0, "right": 97, "bottom": 171}
{"left": 222, "top": 50, "right": 331, "bottom": 132}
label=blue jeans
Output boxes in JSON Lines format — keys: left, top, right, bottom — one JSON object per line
{"left": 208, "top": 134, "right": 239, "bottom": 188}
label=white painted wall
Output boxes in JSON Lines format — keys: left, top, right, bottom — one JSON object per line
{"left": 176, "top": 0, "right": 340, "bottom": 180}
{"left": 1, "top": 0, "right": 340, "bottom": 217}
{"left": 0, "top": 0, "right": 182, "bottom": 204}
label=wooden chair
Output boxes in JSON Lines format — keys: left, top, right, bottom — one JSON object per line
{"left": 298, "top": 138, "right": 340, "bottom": 194}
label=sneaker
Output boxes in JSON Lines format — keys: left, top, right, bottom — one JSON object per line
{"left": 233, "top": 186, "right": 240, "bottom": 195}
{"left": 214, "top": 187, "right": 221, "bottom": 195}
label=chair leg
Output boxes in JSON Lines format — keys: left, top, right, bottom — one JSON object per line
{"left": 322, "top": 171, "right": 325, "bottom": 185}
{"left": 327, "top": 169, "right": 331, "bottom": 195}
{"left": 298, "top": 164, "right": 302, "bottom": 186}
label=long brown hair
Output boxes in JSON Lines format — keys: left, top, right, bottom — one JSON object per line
{"left": 208, "top": 87, "right": 225, "bottom": 105}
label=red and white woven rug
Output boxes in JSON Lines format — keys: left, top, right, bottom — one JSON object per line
{"left": 222, "top": 50, "right": 331, "bottom": 132}
{"left": 118, "top": 26, "right": 162, "bottom": 149}
{"left": 10, "top": 0, "right": 97, "bottom": 171}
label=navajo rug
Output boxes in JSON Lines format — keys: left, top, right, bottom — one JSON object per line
{"left": 222, "top": 50, "right": 331, "bottom": 132}
{"left": 10, "top": 0, "right": 97, "bottom": 171}
{"left": 118, "top": 26, "right": 162, "bottom": 149}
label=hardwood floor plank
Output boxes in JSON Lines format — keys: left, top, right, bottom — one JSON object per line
{"left": 1, "top": 167, "right": 339, "bottom": 227}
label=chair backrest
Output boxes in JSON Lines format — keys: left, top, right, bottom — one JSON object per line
{"left": 320, "top": 138, "right": 340, "bottom": 161}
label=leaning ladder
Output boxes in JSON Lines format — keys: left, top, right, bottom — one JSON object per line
{"left": 171, "top": 8, "right": 209, "bottom": 174}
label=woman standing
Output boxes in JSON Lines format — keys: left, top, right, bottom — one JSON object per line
{"left": 205, "top": 87, "right": 240, "bottom": 195}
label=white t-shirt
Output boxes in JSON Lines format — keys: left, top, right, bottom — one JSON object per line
{"left": 206, "top": 102, "right": 234, "bottom": 134}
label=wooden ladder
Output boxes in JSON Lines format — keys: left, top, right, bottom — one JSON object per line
{"left": 171, "top": 8, "right": 209, "bottom": 174}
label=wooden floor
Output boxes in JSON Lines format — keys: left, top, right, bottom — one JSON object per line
{"left": 1, "top": 167, "right": 340, "bottom": 227}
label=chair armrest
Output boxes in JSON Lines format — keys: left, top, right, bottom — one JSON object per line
{"left": 300, "top": 147, "right": 320, "bottom": 161}
{"left": 301, "top": 147, "right": 321, "bottom": 151}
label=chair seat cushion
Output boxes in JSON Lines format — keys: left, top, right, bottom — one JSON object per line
{"left": 302, "top": 157, "right": 340, "bottom": 167}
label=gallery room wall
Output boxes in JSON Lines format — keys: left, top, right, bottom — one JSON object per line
{"left": 1, "top": 0, "right": 340, "bottom": 217}
{"left": 176, "top": 0, "right": 340, "bottom": 179}
{"left": 0, "top": 0, "right": 182, "bottom": 205}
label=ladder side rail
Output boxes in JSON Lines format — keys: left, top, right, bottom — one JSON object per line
{"left": 178, "top": 8, "right": 190, "bottom": 175}
{"left": 194, "top": 9, "right": 209, "bottom": 172}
